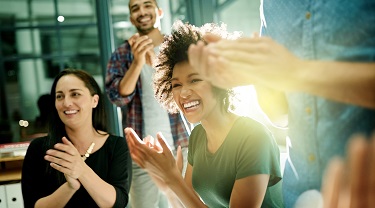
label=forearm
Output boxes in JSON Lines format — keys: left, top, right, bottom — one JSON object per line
{"left": 164, "top": 190, "right": 185, "bottom": 208}
{"left": 166, "top": 170, "right": 207, "bottom": 208}
{"left": 78, "top": 167, "right": 117, "bottom": 208}
{"left": 35, "top": 182, "right": 76, "bottom": 208}
{"left": 294, "top": 61, "right": 375, "bottom": 109}
{"left": 119, "top": 63, "right": 142, "bottom": 96}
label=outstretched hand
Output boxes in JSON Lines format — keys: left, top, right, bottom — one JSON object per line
{"left": 44, "top": 137, "right": 87, "bottom": 189}
{"left": 188, "top": 33, "right": 302, "bottom": 90}
{"left": 322, "top": 134, "right": 375, "bottom": 208}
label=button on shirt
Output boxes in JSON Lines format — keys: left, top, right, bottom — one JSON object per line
{"left": 260, "top": 1, "right": 375, "bottom": 207}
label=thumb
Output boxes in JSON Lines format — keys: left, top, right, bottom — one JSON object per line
{"left": 176, "top": 145, "right": 183, "bottom": 174}
{"left": 204, "top": 33, "right": 222, "bottom": 43}
{"left": 156, "top": 132, "right": 172, "bottom": 153}
{"left": 62, "top": 136, "right": 73, "bottom": 146}
{"left": 251, "top": 32, "right": 260, "bottom": 38}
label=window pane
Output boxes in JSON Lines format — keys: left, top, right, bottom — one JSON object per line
{"left": 1, "top": 59, "right": 54, "bottom": 143}
{"left": 57, "top": 0, "right": 97, "bottom": 25}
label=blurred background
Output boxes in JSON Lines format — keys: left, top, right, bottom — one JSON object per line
{"left": 0, "top": 0, "right": 285, "bottom": 147}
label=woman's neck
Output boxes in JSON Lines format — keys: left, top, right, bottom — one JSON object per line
{"left": 65, "top": 125, "right": 98, "bottom": 153}
{"left": 201, "top": 110, "right": 239, "bottom": 153}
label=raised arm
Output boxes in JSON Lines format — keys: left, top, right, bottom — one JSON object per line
{"left": 189, "top": 35, "right": 375, "bottom": 109}
{"left": 118, "top": 34, "right": 154, "bottom": 96}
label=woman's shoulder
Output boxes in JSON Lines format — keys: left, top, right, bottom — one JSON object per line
{"left": 234, "top": 117, "right": 271, "bottom": 134}
{"left": 28, "top": 135, "right": 49, "bottom": 147}
{"left": 190, "top": 123, "right": 204, "bottom": 135}
{"left": 104, "top": 134, "right": 128, "bottom": 148}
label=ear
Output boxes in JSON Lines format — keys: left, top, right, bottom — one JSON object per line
{"left": 92, "top": 94, "right": 99, "bottom": 108}
{"left": 157, "top": 8, "right": 164, "bottom": 19}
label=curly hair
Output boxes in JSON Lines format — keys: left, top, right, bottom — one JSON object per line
{"left": 153, "top": 20, "right": 241, "bottom": 113}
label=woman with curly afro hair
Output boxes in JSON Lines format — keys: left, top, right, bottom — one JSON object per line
{"left": 125, "top": 20, "right": 283, "bottom": 208}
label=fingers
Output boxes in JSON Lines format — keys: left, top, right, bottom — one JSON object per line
{"left": 348, "top": 135, "right": 367, "bottom": 208}
{"left": 368, "top": 134, "right": 375, "bottom": 207}
{"left": 53, "top": 137, "right": 78, "bottom": 156}
{"left": 131, "top": 35, "right": 153, "bottom": 54}
{"left": 203, "top": 33, "right": 222, "bottom": 43}
{"left": 124, "top": 127, "right": 144, "bottom": 145}
{"left": 156, "top": 132, "right": 172, "bottom": 153}
{"left": 128, "top": 33, "right": 140, "bottom": 45}
{"left": 124, "top": 127, "right": 155, "bottom": 167}
{"left": 322, "top": 157, "right": 344, "bottom": 208}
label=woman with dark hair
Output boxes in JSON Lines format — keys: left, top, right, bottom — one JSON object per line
{"left": 125, "top": 21, "right": 283, "bottom": 208}
{"left": 21, "top": 69, "right": 132, "bottom": 208}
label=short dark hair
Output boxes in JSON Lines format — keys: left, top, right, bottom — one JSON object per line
{"left": 153, "top": 20, "right": 241, "bottom": 114}
{"left": 128, "top": 0, "right": 159, "bottom": 12}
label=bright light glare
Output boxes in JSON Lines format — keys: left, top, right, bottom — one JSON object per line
{"left": 232, "top": 85, "right": 268, "bottom": 123}
{"left": 57, "top": 16, "right": 65, "bottom": 22}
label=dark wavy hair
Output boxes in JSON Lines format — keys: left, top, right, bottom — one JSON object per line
{"left": 153, "top": 20, "right": 241, "bottom": 114}
{"left": 45, "top": 68, "right": 107, "bottom": 183}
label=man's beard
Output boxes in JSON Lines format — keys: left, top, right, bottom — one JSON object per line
{"left": 137, "top": 25, "right": 155, "bottom": 35}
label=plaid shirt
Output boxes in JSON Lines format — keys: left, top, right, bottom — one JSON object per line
{"left": 105, "top": 40, "right": 190, "bottom": 148}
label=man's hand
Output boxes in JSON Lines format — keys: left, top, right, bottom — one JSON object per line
{"left": 322, "top": 134, "right": 375, "bottom": 208}
{"left": 129, "top": 33, "right": 154, "bottom": 66}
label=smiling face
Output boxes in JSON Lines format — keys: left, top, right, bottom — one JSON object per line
{"left": 54, "top": 74, "right": 99, "bottom": 129}
{"left": 171, "top": 61, "right": 219, "bottom": 123}
{"left": 129, "top": 0, "right": 162, "bottom": 34}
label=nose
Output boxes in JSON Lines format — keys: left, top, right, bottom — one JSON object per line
{"left": 180, "top": 86, "right": 192, "bottom": 99}
{"left": 139, "top": 6, "right": 146, "bottom": 16}
{"left": 62, "top": 97, "right": 72, "bottom": 107}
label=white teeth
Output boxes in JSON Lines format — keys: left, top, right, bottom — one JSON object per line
{"left": 139, "top": 17, "right": 151, "bottom": 23}
{"left": 183, "top": 101, "right": 199, "bottom": 109}
{"left": 65, "top": 110, "right": 78, "bottom": 114}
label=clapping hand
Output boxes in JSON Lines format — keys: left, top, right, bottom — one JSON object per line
{"left": 124, "top": 128, "right": 183, "bottom": 192}
{"left": 129, "top": 33, "right": 155, "bottom": 66}
{"left": 44, "top": 137, "right": 87, "bottom": 190}
{"left": 322, "top": 134, "right": 375, "bottom": 208}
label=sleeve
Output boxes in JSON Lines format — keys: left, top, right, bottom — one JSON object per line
{"left": 21, "top": 137, "right": 49, "bottom": 208}
{"left": 235, "top": 123, "right": 282, "bottom": 187}
{"left": 109, "top": 136, "right": 132, "bottom": 208}
{"left": 187, "top": 125, "right": 203, "bottom": 166}
{"left": 105, "top": 41, "right": 136, "bottom": 107}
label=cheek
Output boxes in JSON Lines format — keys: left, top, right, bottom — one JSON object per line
{"left": 55, "top": 101, "right": 60, "bottom": 110}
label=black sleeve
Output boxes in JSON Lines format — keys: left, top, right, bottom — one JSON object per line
{"left": 109, "top": 136, "right": 132, "bottom": 208}
{"left": 21, "top": 137, "right": 49, "bottom": 208}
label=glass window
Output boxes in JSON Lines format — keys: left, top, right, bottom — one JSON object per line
{"left": 0, "top": 0, "right": 102, "bottom": 144}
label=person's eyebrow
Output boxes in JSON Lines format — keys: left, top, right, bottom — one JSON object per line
{"left": 170, "top": 73, "right": 199, "bottom": 81}
{"left": 56, "top": 89, "right": 84, "bottom": 94}
{"left": 130, "top": 1, "right": 154, "bottom": 10}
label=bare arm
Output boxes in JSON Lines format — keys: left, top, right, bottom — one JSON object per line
{"left": 35, "top": 183, "right": 77, "bottom": 208}
{"left": 294, "top": 61, "right": 375, "bottom": 109}
{"left": 189, "top": 35, "right": 375, "bottom": 109}
{"left": 230, "top": 174, "right": 269, "bottom": 208}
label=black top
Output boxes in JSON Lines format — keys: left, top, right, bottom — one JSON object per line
{"left": 21, "top": 135, "right": 132, "bottom": 208}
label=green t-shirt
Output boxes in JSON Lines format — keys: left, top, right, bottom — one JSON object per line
{"left": 188, "top": 117, "right": 283, "bottom": 207}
